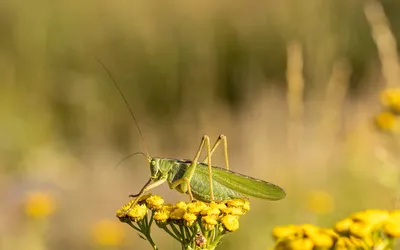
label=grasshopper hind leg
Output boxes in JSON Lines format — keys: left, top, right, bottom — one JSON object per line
{"left": 180, "top": 135, "right": 215, "bottom": 201}
{"left": 202, "top": 134, "right": 230, "bottom": 170}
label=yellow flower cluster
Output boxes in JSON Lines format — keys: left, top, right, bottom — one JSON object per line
{"left": 375, "top": 88, "right": 400, "bottom": 133}
{"left": 272, "top": 209, "right": 400, "bottom": 250}
{"left": 116, "top": 195, "right": 250, "bottom": 249}
{"left": 117, "top": 194, "right": 249, "bottom": 232}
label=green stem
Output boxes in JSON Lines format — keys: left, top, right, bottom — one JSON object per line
{"left": 127, "top": 220, "right": 158, "bottom": 250}
{"left": 208, "top": 231, "right": 226, "bottom": 250}
{"left": 170, "top": 223, "right": 183, "bottom": 240}
{"left": 161, "top": 225, "right": 181, "bottom": 242}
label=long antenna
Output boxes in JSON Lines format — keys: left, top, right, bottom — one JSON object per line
{"left": 97, "top": 59, "right": 150, "bottom": 159}
{"left": 114, "top": 151, "right": 149, "bottom": 169}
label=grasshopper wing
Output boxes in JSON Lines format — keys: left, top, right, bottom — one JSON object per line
{"left": 197, "top": 164, "right": 286, "bottom": 201}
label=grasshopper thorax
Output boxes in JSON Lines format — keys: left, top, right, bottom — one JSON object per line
{"left": 149, "top": 157, "right": 175, "bottom": 180}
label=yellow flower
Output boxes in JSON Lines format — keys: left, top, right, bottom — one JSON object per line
{"left": 226, "top": 199, "right": 250, "bottom": 213}
{"left": 352, "top": 209, "right": 389, "bottom": 226}
{"left": 308, "top": 231, "right": 333, "bottom": 248}
{"left": 288, "top": 238, "right": 314, "bottom": 250}
{"left": 334, "top": 218, "right": 353, "bottom": 233}
{"left": 154, "top": 210, "right": 170, "bottom": 224}
{"left": 375, "top": 111, "right": 400, "bottom": 132}
{"left": 24, "top": 191, "right": 56, "bottom": 219}
{"left": 306, "top": 190, "right": 334, "bottom": 214}
{"left": 175, "top": 201, "right": 187, "bottom": 210}
{"left": 381, "top": 88, "right": 400, "bottom": 112}
{"left": 92, "top": 219, "right": 125, "bottom": 246}
{"left": 349, "top": 221, "right": 373, "bottom": 238}
{"left": 301, "top": 224, "right": 319, "bottom": 236}
{"left": 220, "top": 207, "right": 244, "bottom": 216}
{"left": 200, "top": 206, "right": 220, "bottom": 217}
{"left": 170, "top": 208, "right": 186, "bottom": 220}
{"left": 335, "top": 237, "right": 355, "bottom": 249}
{"left": 221, "top": 215, "right": 239, "bottom": 232}
{"left": 187, "top": 201, "right": 208, "bottom": 215}
{"left": 272, "top": 225, "right": 302, "bottom": 239}
{"left": 384, "top": 221, "right": 400, "bottom": 237}
{"left": 126, "top": 204, "right": 148, "bottom": 222}
{"left": 202, "top": 215, "right": 218, "bottom": 230}
{"left": 146, "top": 195, "right": 164, "bottom": 210}
{"left": 389, "top": 210, "right": 400, "bottom": 221}
{"left": 183, "top": 213, "right": 197, "bottom": 227}
{"left": 226, "top": 199, "right": 245, "bottom": 207}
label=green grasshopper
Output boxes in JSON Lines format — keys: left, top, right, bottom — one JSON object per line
{"left": 98, "top": 61, "right": 286, "bottom": 207}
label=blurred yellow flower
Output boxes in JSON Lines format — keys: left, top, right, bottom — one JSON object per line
{"left": 306, "top": 190, "right": 334, "bottom": 214}
{"left": 381, "top": 88, "right": 400, "bottom": 112}
{"left": 288, "top": 238, "right": 314, "bottom": 250}
{"left": 24, "top": 191, "right": 56, "bottom": 219}
{"left": 92, "top": 219, "right": 125, "bottom": 246}
{"left": 334, "top": 218, "right": 353, "bottom": 233}
{"left": 272, "top": 225, "right": 301, "bottom": 239}
{"left": 375, "top": 111, "right": 400, "bottom": 132}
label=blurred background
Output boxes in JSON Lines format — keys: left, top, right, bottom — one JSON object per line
{"left": 1, "top": 0, "right": 400, "bottom": 249}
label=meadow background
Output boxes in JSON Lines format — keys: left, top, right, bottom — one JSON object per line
{"left": 1, "top": 0, "right": 400, "bottom": 249}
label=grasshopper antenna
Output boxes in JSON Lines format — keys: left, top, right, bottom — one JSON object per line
{"left": 97, "top": 59, "right": 151, "bottom": 160}
{"left": 114, "top": 151, "right": 149, "bottom": 170}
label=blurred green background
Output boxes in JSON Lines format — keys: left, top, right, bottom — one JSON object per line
{"left": 1, "top": 0, "right": 400, "bottom": 249}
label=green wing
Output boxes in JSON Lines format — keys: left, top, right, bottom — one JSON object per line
{"left": 195, "top": 163, "right": 286, "bottom": 201}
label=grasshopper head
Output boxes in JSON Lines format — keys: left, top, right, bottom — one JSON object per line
{"left": 149, "top": 157, "right": 173, "bottom": 180}
{"left": 149, "top": 158, "right": 161, "bottom": 179}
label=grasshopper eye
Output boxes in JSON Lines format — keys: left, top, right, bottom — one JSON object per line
{"left": 151, "top": 160, "right": 156, "bottom": 166}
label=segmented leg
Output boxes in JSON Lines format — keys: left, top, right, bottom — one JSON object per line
{"left": 124, "top": 178, "right": 166, "bottom": 214}
{"left": 202, "top": 134, "right": 230, "bottom": 170}
{"left": 170, "top": 177, "right": 194, "bottom": 200}
{"left": 182, "top": 135, "right": 214, "bottom": 200}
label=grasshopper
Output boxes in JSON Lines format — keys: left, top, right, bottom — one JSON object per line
{"left": 98, "top": 61, "right": 286, "bottom": 208}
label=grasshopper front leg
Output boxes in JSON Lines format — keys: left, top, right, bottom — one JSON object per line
{"left": 179, "top": 135, "right": 214, "bottom": 201}
{"left": 125, "top": 178, "right": 167, "bottom": 214}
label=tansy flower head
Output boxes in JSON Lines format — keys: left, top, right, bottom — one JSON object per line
{"left": 306, "top": 190, "right": 334, "bottom": 215}
{"left": 24, "top": 191, "right": 56, "bottom": 219}
{"left": 202, "top": 215, "right": 218, "bottom": 231}
{"left": 146, "top": 195, "right": 164, "bottom": 210}
{"left": 200, "top": 206, "right": 220, "bottom": 217}
{"left": 127, "top": 204, "right": 148, "bottom": 222}
{"left": 183, "top": 212, "right": 197, "bottom": 227}
{"left": 220, "top": 206, "right": 244, "bottom": 216}
{"left": 92, "top": 219, "right": 125, "bottom": 246}
{"left": 154, "top": 210, "right": 170, "bottom": 225}
{"left": 272, "top": 225, "right": 302, "bottom": 239}
{"left": 381, "top": 88, "right": 400, "bottom": 112}
{"left": 170, "top": 208, "right": 186, "bottom": 220}
{"left": 187, "top": 201, "right": 208, "bottom": 215}
{"left": 221, "top": 214, "right": 239, "bottom": 232}
{"left": 375, "top": 111, "right": 400, "bottom": 132}
{"left": 175, "top": 201, "right": 187, "bottom": 210}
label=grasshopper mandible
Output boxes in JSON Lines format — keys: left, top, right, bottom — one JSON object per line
{"left": 98, "top": 61, "right": 286, "bottom": 209}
